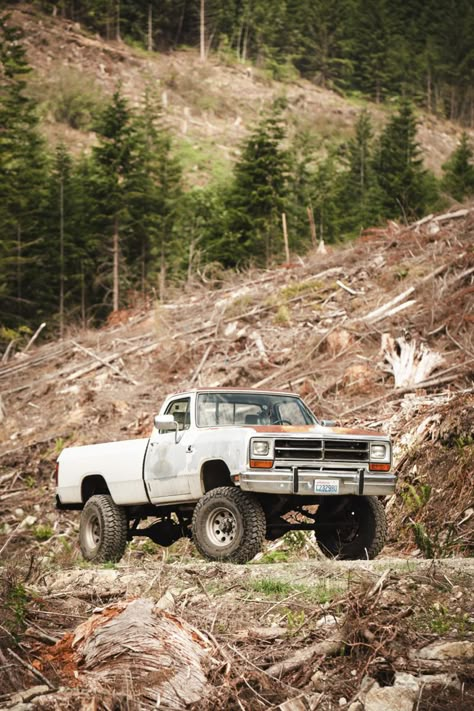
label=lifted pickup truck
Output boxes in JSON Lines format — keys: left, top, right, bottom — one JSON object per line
{"left": 56, "top": 388, "right": 395, "bottom": 563}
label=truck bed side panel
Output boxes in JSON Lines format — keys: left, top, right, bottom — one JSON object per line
{"left": 57, "top": 438, "right": 150, "bottom": 505}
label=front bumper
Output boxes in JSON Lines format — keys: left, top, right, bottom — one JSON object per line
{"left": 239, "top": 466, "right": 396, "bottom": 497}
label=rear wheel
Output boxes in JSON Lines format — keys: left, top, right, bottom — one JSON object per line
{"left": 192, "top": 486, "right": 266, "bottom": 563}
{"left": 315, "top": 496, "right": 386, "bottom": 560}
{"left": 79, "top": 494, "right": 128, "bottom": 563}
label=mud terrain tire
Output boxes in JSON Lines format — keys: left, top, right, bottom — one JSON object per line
{"left": 315, "top": 495, "right": 386, "bottom": 560}
{"left": 192, "top": 486, "right": 266, "bottom": 563}
{"left": 79, "top": 494, "right": 128, "bottom": 563}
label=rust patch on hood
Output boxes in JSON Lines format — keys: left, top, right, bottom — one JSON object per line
{"left": 247, "top": 425, "right": 387, "bottom": 437}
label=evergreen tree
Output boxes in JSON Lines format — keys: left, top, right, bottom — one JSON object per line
{"left": 128, "top": 89, "right": 183, "bottom": 300}
{"left": 373, "top": 100, "right": 437, "bottom": 220}
{"left": 288, "top": 0, "right": 353, "bottom": 89}
{"left": 90, "top": 87, "right": 137, "bottom": 312}
{"left": 40, "top": 145, "right": 94, "bottom": 335}
{"left": 0, "top": 14, "right": 49, "bottom": 330}
{"left": 226, "top": 101, "right": 290, "bottom": 266}
{"left": 350, "top": 0, "right": 395, "bottom": 102}
{"left": 441, "top": 132, "right": 474, "bottom": 201}
{"left": 337, "top": 110, "right": 383, "bottom": 234}
{"left": 308, "top": 152, "right": 340, "bottom": 244}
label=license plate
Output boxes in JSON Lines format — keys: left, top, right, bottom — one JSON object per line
{"left": 314, "top": 479, "right": 339, "bottom": 494}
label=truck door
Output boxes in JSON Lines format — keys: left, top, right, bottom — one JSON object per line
{"left": 143, "top": 397, "right": 193, "bottom": 501}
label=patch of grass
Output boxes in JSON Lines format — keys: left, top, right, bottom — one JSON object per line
{"left": 255, "top": 550, "right": 289, "bottom": 564}
{"left": 455, "top": 434, "right": 474, "bottom": 449}
{"left": 54, "top": 437, "right": 66, "bottom": 454}
{"left": 174, "top": 136, "right": 232, "bottom": 184}
{"left": 251, "top": 578, "right": 293, "bottom": 596}
{"left": 396, "top": 266, "right": 409, "bottom": 280}
{"left": 274, "top": 304, "right": 291, "bottom": 325}
{"left": 283, "top": 530, "right": 310, "bottom": 550}
{"left": 224, "top": 294, "right": 255, "bottom": 318}
{"left": 249, "top": 577, "right": 343, "bottom": 603}
{"left": 285, "top": 609, "right": 305, "bottom": 635}
{"left": 415, "top": 604, "right": 474, "bottom": 635}
{"left": 280, "top": 279, "right": 323, "bottom": 300}
{"left": 33, "top": 524, "right": 54, "bottom": 542}
{"left": 139, "top": 539, "right": 161, "bottom": 555}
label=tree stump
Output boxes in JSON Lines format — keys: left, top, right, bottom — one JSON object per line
{"left": 381, "top": 334, "right": 444, "bottom": 388}
{"left": 72, "top": 598, "right": 214, "bottom": 709}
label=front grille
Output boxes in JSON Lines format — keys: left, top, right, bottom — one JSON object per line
{"left": 274, "top": 438, "right": 369, "bottom": 463}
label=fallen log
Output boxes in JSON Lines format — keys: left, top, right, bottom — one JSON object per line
{"left": 71, "top": 340, "right": 139, "bottom": 385}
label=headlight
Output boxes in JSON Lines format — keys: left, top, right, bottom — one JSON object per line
{"left": 252, "top": 440, "right": 270, "bottom": 456}
{"left": 370, "top": 443, "right": 388, "bottom": 459}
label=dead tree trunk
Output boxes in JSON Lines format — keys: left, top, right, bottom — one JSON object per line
{"left": 113, "top": 217, "right": 120, "bottom": 312}
{"left": 200, "top": 0, "right": 206, "bottom": 61}
{"left": 147, "top": 3, "right": 153, "bottom": 51}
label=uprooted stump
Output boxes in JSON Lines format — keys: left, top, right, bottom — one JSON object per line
{"left": 62, "top": 598, "right": 213, "bottom": 709}
{"left": 381, "top": 333, "right": 445, "bottom": 388}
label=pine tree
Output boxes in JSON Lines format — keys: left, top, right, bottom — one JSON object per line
{"left": 226, "top": 101, "right": 290, "bottom": 266}
{"left": 373, "top": 100, "right": 437, "bottom": 220}
{"left": 0, "top": 14, "right": 49, "bottom": 330}
{"left": 308, "top": 152, "right": 340, "bottom": 244}
{"left": 128, "top": 89, "right": 182, "bottom": 301}
{"left": 441, "top": 133, "right": 474, "bottom": 201}
{"left": 91, "top": 87, "right": 137, "bottom": 312}
{"left": 337, "top": 110, "right": 383, "bottom": 234}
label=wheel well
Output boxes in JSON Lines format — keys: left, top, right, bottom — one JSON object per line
{"left": 201, "top": 460, "right": 233, "bottom": 493}
{"left": 81, "top": 475, "right": 110, "bottom": 503}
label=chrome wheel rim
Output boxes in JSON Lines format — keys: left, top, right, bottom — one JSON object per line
{"left": 84, "top": 512, "right": 101, "bottom": 551}
{"left": 206, "top": 507, "right": 237, "bottom": 547}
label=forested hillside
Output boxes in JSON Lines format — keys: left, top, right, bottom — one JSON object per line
{"left": 1, "top": 2, "right": 474, "bottom": 347}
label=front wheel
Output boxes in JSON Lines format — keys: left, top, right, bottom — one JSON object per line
{"left": 314, "top": 496, "right": 387, "bottom": 560}
{"left": 79, "top": 494, "right": 128, "bottom": 563}
{"left": 192, "top": 486, "right": 266, "bottom": 563}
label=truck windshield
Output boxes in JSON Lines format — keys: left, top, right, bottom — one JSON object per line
{"left": 196, "top": 392, "right": 317, "bottom": 427}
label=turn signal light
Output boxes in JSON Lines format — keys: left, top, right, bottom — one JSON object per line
{"left": 369, "top": 463, "right": 391, "bottom": 472}
{"left": 250, "top": 459, "right": 273, "bottom": 469}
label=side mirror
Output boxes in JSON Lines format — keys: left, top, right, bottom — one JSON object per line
{"left": 154, "top": 414, "right": 178, "bottom": 431}
{"left": 320, "top": 419, "right": 336, "bottom": 427}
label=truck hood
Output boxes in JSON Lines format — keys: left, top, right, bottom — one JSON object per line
{"left": 247, "top": 425, "right": 386, "bottom": 437}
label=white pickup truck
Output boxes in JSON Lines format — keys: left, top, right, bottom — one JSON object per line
{"left": 56, "top": 388, "right": 395, "bottom": 563}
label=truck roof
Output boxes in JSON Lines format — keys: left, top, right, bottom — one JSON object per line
{"left": 165, "top": 387, "right": 302, "bottom": 398}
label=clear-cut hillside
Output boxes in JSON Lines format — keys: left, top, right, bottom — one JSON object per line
{"left": 10, "top": 4, "right": 471, "bottom": 183}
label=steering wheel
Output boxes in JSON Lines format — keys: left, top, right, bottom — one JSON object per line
{"left": 273, "top": 418, "right": 292, "bottom": 425}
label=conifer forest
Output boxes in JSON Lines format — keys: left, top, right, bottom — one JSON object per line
{"left": 1, "top": 1, "right": 474, "bottom": 344}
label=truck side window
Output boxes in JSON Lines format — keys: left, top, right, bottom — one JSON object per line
{"left": 165, "top": 398, "right": 191, "bottom": 431}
